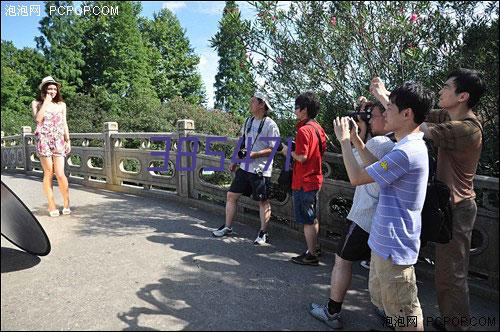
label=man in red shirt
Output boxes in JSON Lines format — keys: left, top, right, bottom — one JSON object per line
{"left": 281, "top": 92, "right": 327, "bottom": 265}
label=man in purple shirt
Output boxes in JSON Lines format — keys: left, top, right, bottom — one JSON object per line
{"left": 332, "top": 82, "right": 434, "bottom": 331}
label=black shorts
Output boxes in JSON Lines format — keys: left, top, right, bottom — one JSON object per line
{"left": 336, "top": 219, "right": 371, "bottom": 261}
{"left": 229, "top": 168, "right": 271, "bottom": 201}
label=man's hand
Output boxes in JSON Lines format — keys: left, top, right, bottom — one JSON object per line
{"left": 349, "top": 118, "right": 364, "bottom": 148}
{"left": 229, "top": 163, "right": 237, "bottom": 172}
{"left": 280, "top": 144, "right": 288, "bottom": 156}
{"left": 357, "top": 96, "right": 369, "bottom": 111}
{"left": 369, "top": 77, "right": 390, "bottom": 103}
{"left": 333, "top": 117, "right": 351, "bottom": 143}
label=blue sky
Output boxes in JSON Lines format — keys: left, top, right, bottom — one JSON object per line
{"left": 1, "top": 1, "right": 266, "bottom": 108}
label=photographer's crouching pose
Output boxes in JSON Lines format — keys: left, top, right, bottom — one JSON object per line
{"left": 212, "top": 92, "right": 280, "bottom": 245}
{"left": 309, "top": 98, "right": 395, "bottom": 329}
{"left": 331, "top": 82, "right": 434, "bottom": 331}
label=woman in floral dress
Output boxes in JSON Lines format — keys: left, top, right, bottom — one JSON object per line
{"left": 32, "top": 76, "right": 71, "bottom": 217}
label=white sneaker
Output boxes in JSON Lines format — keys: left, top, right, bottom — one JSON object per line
{"left": 49, "top": 209, "right": 59, "bottom": 217}
{"left": 253, "top": 231, "right": 268, "bottom": 245}
{"left": 309, "top": 304, "right": 343, "bottom": 329}
{"left": 62, "top": 208, "right": 71, "bottom": 215}
{"left": 212, "top": 225, "right": 232, "bottom": 237}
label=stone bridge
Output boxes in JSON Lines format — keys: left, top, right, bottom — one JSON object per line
{"left": 1, "top": 120, "right": 498, "bottom": 330}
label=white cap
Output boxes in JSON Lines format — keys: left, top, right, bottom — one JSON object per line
{"left": 254, "top": 91, "right": 273, "bottom": 112}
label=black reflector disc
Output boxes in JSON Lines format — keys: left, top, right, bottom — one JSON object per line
{"left": 1, "top": 180, "right": 51, "bottom": 256}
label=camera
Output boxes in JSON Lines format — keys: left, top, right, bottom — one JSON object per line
{"left": 278, "top": 141, "right": 296, "bottom": 152}
{"left": 348, "top": 107, "right": 372, "bottom": 122}
{"left": 238, "top": 147, "right": 247, "bottom": 159}
{"left": 348, "top": 105, "right": 372, "bottom": 130}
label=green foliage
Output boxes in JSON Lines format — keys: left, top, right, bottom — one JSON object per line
{"left": 458, "top": 18, "right": 499, "bottom": 177}
{"left": 140, "top": 9, "right": 205, "bottom": 105}
{"left": 1, "top": 41, "right": 49, "bottom": 134}
{"left": 245, "top": 1, "right": 499, "bottom": 175}
{"left": 211, "top": 1, "right": 256, "bottom": 118}
{"left": 80, "top": 1, "right": 156, "bottom": 103}
{"left": 64, "top": 93, "right": 106, "bottom": 133}
{"left": 245, "top": 1, "right": 498, "bottom": 114}
{"left": 35, "top": 0, "right": 85, "bottom": 97}
{"left": 164, "top": 97, "right": 241, "bottom": 137}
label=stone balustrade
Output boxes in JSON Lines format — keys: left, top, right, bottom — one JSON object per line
{"left": 1, "top": 121, "right": 498, "bottom": 291}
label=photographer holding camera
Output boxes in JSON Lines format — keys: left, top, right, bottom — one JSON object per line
{"left": 309, "top": 97, "right": 395, "bottom": 329}
{"left": 212, "top": 92, "right": 280, "bottom": 245}
{"left": 280, "top": 92, "right": 327, "bottom": 266}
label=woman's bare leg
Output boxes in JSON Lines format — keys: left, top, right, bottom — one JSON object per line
{"left": 39, "top": 156, "right": 56, "bottom": 211}
{"left": 53, "top": 156, "right": 70, "bottom": 209}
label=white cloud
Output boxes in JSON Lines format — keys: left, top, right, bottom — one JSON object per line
{"left": 197, "top": 49, "right": 219, "bottom": 109}
{"left": 162, "top": 1, "right": 186, "bottom": 12}
{"left": 193, "top": 1, "right": 225, "bottom": 15}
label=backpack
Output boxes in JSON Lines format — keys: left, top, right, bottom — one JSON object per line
{"left": 420, "top": 140, "right": 453, "bottom": 245}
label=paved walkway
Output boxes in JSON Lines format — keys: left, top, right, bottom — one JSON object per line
{"left": 1, "top": 173, "right": 498, "bottom": 331}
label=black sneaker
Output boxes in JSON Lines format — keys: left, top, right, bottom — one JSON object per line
{"left": 254, "top": 230, "right": 269, "bottom": 245}
{"left": 314, "top": 245, "right": 322, "bottom": 257}
{"left": 291, "top": 252, "right": 319, "bottom": 266}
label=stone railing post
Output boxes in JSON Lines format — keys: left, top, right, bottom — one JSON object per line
{"left": 21, "top": 126, "right": 32, "bottom": 172}
{"left": 103, "top": 122, "right": 118, "bottom": 188}
{"left": 177, "top": 119, "right": 195, "bottom": 198}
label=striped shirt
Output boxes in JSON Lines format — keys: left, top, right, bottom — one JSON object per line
{"left": 365, "top": 132, "right": 429, "bottom": 265}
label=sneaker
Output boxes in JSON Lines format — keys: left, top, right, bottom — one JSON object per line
{"left": 360, "top": 260, "right": 370, "bottom": 269}
{"left": 309, "top": 303, "right": 343, "bottom": 329}
{"left": 254, "top": 230, "right": 269, "bottom": 245}
{"left": 291, "top": 252, "right": 319, "bottom": 266}
{"left": 314, "top": 245, "right": 322, "bottom": 257}
{"left": 49, "top": 209, "right": 59, "bottom": 217}
{"left": 212, "top": 224, "right": 232, "bottom": 237}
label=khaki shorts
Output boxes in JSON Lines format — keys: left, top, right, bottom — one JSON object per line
{"left": 369, "top": 253, "right": 423, "bottom": 330}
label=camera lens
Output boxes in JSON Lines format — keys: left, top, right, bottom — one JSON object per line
{"left": 238, "top": 149, "right": 247, "bottom": 159}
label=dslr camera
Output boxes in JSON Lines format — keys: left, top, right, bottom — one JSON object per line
{"left": 238, "top": 145, "right": 248, "bottom": 159}
{"left": 348, "top": 103, "right": 373, "bottom": 129}
{"left": 348, "top": 105, "right": 372, "bottom": 122}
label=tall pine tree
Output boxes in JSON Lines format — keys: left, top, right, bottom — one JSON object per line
{"left": 35, "top": 1, "right": 85, "bottom": 97}
{"left": 211, "top": 1, "right": 255, "bottom": 117}
{"left": 80, "top": 1, "right": 156, "bottom": 101}
{"left": 140, "top": 9, "right": 205, "bottom": 105}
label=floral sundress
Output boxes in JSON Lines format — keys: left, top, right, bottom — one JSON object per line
{"left": 34, "top": 104, "right": 66, "bottom": 157}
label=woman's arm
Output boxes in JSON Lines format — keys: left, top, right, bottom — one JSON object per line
{"left": 63, "top": 103, "right": 70, "bottom": 142}
{"left": 33, "top": 94, "right": 53, "bottom": 124}
{"left": 63, "top": 103, "right": 71, "bottom": 154}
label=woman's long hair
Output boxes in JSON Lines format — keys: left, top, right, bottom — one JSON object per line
{"left": 36, "top": 83, "right": 64, "bottom": 103}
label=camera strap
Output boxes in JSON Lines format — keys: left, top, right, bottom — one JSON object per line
{"left": 243, "top": 116, "right": 267, "bottom": 152}
{"left": 304, "top": 119, "right": 325, "bottom": 155}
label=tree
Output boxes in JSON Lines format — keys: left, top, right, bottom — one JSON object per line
{"left": 457, "top": 17, "right": 499, "bottom": 177}
{"left": 35, "top": 0, "right": 85, "bottom": 97}
{"left": 80, "top": 1, "right": 156, "bottom": 103}
{"left": 140, "top": 9, "right": 205, "bottom": 105}
{"left": 1, "top": 41, "right": 50, "bottom": 135}
{"left": 211, "top": 1, "right": 255, "bottom": 118}
{"left": 245, "top": 1, "right": 498, "bottom": 112}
